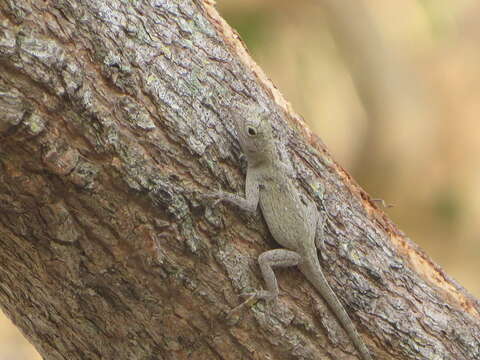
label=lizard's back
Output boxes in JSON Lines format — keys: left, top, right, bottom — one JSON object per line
{"left": 258, "top": 166, "right": 314, "bottom": 252}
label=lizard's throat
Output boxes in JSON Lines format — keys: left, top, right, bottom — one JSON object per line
{"left": 246, "top": 145, "right": 278, "bottom": 166}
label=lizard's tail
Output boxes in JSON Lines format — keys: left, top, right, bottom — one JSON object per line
{"left": 301, "top": 255, "right": 373, "bottom": 360}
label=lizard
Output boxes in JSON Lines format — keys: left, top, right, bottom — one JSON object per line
{"left": 206, "top": 106, "right": 372, "bottom": 360}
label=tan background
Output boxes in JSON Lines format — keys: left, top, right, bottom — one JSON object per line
{"left": 1, "top": 0, "right": 479, "bottom": 357}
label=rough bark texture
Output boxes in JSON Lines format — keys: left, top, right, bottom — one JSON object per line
{"left": 0, "top": 1, "right": 479, "bottom": 360}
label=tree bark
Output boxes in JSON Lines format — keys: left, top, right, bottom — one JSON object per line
{"left": 0, "top": 1, "right": 479, "bottom": 360}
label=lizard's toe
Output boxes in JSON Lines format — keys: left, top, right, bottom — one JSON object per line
{"left": 256, "top": 290, "right": 278, "bottom": 302}
{"left": 241, "top": 290, "right": 277, "bottom": 303}
{"left": 201, "top": 192, "right": 224, "bottom": 205}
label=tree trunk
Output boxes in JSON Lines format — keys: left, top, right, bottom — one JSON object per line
{"left": 0, "top": 1, "right": 478, "bottom": 359}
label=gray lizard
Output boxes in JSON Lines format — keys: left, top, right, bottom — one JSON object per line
{"left": 207, "top": 106, "right": 372, "bottom": 360}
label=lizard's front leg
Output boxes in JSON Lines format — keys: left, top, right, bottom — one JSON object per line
{"left": 204, "top": 168, "right": 260, "bottom": 213}
{"left": 205, "top": 191, "right": 257, "bottom": 212}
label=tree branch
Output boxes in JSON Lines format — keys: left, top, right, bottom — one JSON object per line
{"left": 0, "top": 1, "right": 478, "bottom": 359}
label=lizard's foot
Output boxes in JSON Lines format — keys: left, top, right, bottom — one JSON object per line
{"left": 247, "top": 290, "right": 277, "bottom": 301}
{"left": 200, "top": 191, "right": 225, "bottom": 206}
{"left": 226, "top": 290, "right": 278, "bottom": 318}
{"left": 241, "top": 290, "right": 278, "bottom": 304}
{"left": 315, "top": 237, "right": 328, "bottom": 261}
{"left": 225, "top": 293, "right": 257, "bottom": 318}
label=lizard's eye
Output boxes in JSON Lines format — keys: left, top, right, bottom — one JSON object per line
{"left": 247, "top": 126, "right": 257, "bottom": 136}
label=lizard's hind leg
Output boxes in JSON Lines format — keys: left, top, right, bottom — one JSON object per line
{"left": 227, "top": 249, "right": 301, "bottom": 317}
{"left": 304, "top": 201, "right": 328, "bottom": 259}
{"left": 255, "top": 249, "right": 302, "bottom": 301}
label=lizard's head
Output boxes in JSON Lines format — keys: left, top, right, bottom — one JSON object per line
{"left": 233, "top": 106, "right": 276, "bottom": 163}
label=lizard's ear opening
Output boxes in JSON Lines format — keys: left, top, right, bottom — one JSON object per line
{"left": 247, "top": 126, "right": 257, "bottom": 136}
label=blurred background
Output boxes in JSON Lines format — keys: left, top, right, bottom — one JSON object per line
{"left": 2, "top": 0, "right": 479, "bottom": 357}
